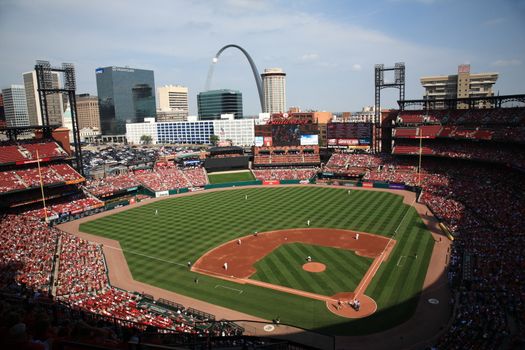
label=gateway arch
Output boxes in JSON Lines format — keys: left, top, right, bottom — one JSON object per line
{"left": 205, "top": 44, "right": 264, "bottom": 112}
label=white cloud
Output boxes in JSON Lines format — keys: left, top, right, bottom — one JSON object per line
{"left": 491, "top": 59, "right": 522, "bottom": 67}
{"left": 300, "top": 53, "right": 320, "bottom": 62}
{"left": 2, "top": 0, "right": 521, "bottom": 114}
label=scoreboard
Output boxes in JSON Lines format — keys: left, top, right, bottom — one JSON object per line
{"left": 327, "top": 122, "right": 371, "bottom": 147}
{"left": 255, "top": 124, "right": 319, "bottom": 147}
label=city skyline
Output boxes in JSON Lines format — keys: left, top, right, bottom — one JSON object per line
{"left": 0, "top": 0, "right": 524, "bottom": 116}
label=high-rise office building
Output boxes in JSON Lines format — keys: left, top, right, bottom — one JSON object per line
{"left": 157, "top": 85, "right": 189, "bottom": 115}
{"left": 261, "top": 68, "right": 286, "bottom": 114}
{"left": 197, "top": 89, "right": 243, "bottom": 120}
{"left": 2, "top": 85, "right": 29, "bottom": 127}
{"left": 0, "top": 94, "right": 5, "bottom": 127}
{"left": 23, "top": 71, "right": 64, "bottom": 126}
{"left": 420, "top": 64, "right": 498, "bottom": 108}
{"left": 76, "top": 94, "right": 101, "bottom": 129}
{"left": 95, "top": 66, "right": 156, "bottom": 135}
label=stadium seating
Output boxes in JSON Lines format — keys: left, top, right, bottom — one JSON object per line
{"left": 86, "top": 166, "right": 208, "bottom": 195}
{"left": 85, "top": 173, "right": 142, "bottom": 196}
{"left": 0, "top": 145, "right": 27, "bottom": 164}
{"left": 22, "top": 141, "right": 68, "bottom": 159}
{"left": 0, "top": 164, "right": 84, "bottom": 194}
{"left": 252, "top": 168, "right": 318, "bottom": 181}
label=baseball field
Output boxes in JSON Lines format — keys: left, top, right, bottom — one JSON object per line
{"left": 79, "top": 186, "right": 434, "bottom": 335}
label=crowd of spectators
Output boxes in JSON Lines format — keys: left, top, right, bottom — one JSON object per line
{"left": 252, "top": 167, "right": 318, "bottom": 181}
{"left": 0, "top": 215, "right": 58, "bottom": 293}
{"left": 85, "top": 173, "right": 142, "bottom": 196}
{"left": 398, "top": 107, "right": 525, "bottom": 126}
{"left": 85, "top": 165, "right": 208, "bottom": 195}
{"left": 180, "top": 167, "right": 208, "bottom": 187}
{"left": 0, "top": 164, "right": 84, "bottom": 193}
{"left": 393, "top": 140, "right": 525, "bottom": 168}
{"left": 324, "top": 153, "right": 389, "bottom": 175}
{"left": 23, "top": 196, "right": 103, "bottom": 219}
{"left": 339, "top": 152, "right": 525, "bottom": 348}
{"left": 55, "top": 234, "right": 108, "bottom": 296}
{"left": 0, "top": 213, "right": 244, "bottom": 342}
{"left": 395, "top": 118, "right": 525, "bottom": 145}
{"left": 254, "top": 154, "right": 320, "bottom": 165}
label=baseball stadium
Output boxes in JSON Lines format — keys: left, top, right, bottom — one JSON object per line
{"left": 1, "top": 65, "right": 524, "bottom": 349}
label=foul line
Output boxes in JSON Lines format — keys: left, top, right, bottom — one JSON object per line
{"left": 104, "top": 244, "right": 243, "bottom": 280}
{"left": 354, "top": 197, "right": 417, "bottom": 298}
{"left": 215, "top": 285, "right": 243, "bottom": 294}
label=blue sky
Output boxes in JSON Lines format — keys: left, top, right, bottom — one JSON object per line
{"left": 1, "top": 0, "right": 524, "bottom": 115}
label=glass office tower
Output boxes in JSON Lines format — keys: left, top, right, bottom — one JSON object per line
{"left": 197, "top": 89, "right": 243, "bottom": 120}
{"left": 96, "top": 66, "right": 156, "bottom": 135}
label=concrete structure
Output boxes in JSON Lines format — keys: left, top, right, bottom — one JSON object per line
{"left": 23, "top": 70, "right": 64, "bottom": 126}
{"left": 421, "top": 64, "right": 498, "bottom": 108}
{"left": 126, "top": 118, "right": 255, "bottom": 146}
{"left": 2, "top": 85, "right": 29, "bottom": 127}
{"left": 0, "top": 94, "right": 5, "bottom": 127}
{"left": 261, "top": 68, "right": 286, "bottom": 114}
{"left": 197, "top": 89, "right": 243, "bottom": 120}
{"left": 347, "top": 106, "right": 376, "bottom": 123}
{"left": 156, "top": 109, "right": 188, "bottom": 122}
{"left": 96, "top": 66, "right": 156, "bottom": 135}
{"left": 76, "top": 94, "right": 101, "bottom": 129}
{"left": 157, "top": 85, "right": 188, "bottom": 118}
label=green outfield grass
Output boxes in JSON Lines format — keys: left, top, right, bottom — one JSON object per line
{"left": 79, "top": 186, "right": 434, "bottom": 335}
{"left": 207, "top": 171, "right": 255, "bottom": 184}
{"left": 252, "top": 243, "right": 373, "bottom": 295}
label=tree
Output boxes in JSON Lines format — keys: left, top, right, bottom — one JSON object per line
{"left": 209, "top": 134, "right": 219, "bottom": 146}
{"left": 140, "top": 134, "right": 152, "bottom": 145}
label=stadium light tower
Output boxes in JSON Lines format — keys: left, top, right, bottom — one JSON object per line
{"left": 374, "top": 63, "right": 406, "bottom": 153}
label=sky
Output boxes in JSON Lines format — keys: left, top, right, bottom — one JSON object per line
{"left": 0, "top": 0, "right": 524, "bottom": 116}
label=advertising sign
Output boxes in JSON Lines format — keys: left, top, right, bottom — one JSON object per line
{"left": 362, "top": 182, "right": 374, "bottom": 188}
{"left": 262, "top": 180, "right": 280, "bottom": 185}
{"left": 389, "top": 183, "right": 406, "bottom": 190}
{"left": 155, "top": 190, "right": 169, "bottom": 198}
{"left": 337, "top": 139, "right": 359, "bottom": 146}
{"left": 300, "top": 134, "right": 319, "bottom": 146}
{"left": 263, "top": 136, "right": 273, "bottom": 147}
{"left": 254, "top": 136, "right": 264, "bottom": 147}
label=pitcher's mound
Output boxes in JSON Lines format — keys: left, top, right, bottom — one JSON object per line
{"left": 302, "top": 262, "right": 326, "bottom": 272}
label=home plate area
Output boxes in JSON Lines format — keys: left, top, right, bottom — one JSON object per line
{"left": 192, "top": 228, "right": 395, "bottom": 319}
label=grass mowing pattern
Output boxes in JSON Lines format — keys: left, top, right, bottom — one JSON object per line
{"left": 252, "top": 243, "right": 372, "bottom": 296}
{"left": 207, "top": 171, "right": 255, "bottom": 184}
{"left": 79, "top": 187, "right": 434, "bottom": 335}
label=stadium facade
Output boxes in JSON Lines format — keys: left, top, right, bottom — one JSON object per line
{"left": 126, "top": 118, "right": 255, "bottom": 146}
{"left": 197, "top": 89, "right": 243, "bottom": 120}
{"left": 96, "top": 66, "right": 156, "bottom": 135}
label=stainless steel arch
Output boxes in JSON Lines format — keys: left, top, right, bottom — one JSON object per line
{"left": 205, "top": 44, "right": 264, "bottom": 112}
